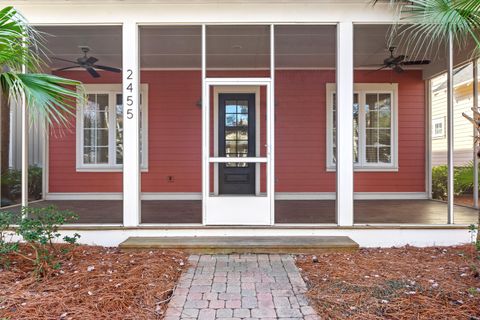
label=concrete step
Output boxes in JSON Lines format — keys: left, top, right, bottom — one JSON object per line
{"left": 119, "top": 236, "right": 359, "bottom": 253}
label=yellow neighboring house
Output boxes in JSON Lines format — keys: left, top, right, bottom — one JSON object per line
{"left": 431, "top": 63, "right": 478, "bottom": 167}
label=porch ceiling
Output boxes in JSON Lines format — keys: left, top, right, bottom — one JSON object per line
{"left": 37, "top": 24, "right": 473, "bottom": 77}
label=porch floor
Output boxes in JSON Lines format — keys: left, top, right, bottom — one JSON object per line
{"left": 1, "top": 199, "right": 477, "bottom": 225}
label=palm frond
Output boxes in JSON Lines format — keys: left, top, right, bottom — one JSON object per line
{"left": 377, "top": 0, "right": 480, "bottom": 60}
{"left": 0, "top": 72, "right": 84, "bottom": 127}
{"left": 0, "top": 6, "right": 85, "bottom": 128}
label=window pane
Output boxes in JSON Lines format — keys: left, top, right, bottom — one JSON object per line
{"left": 237, "top": 114, "right": 248, "bottom": 126}
{"left": 364, "top": 93, "right": 392, "bottom": 165}
{"left": 226, "top": 114, "right": 236, "bottom": 126}
{"left": 237, "top": 141, "right": 248, "bottom": 154}
{"left": 378, "top": 129, "right": 391, "bottom": 146}
{"left": 379, "top": 147, "right": 391, "bottom": 163}
{"left": 225, "top": 128, "right": 237, "bottom": 140}
{"left": 366, "top": 128, "right": 378, "bottom": 145}
{"left": 378, "top": 94, "right": 391, "bottom": 128}
{"left": 96, "top": 147, "right": 109, "bottom": 163}
{"left": 83, "top": 146, "right": 108, "bottom": 164}
{"left": 237, "top": 101, "right": 248, "bottom": 114}
{"left": 225, "top": 141, "right": 236, "bottom": 154}
{"left": 225, "top": 100, "right": 236, "bottom": 113}
{"left": 366, "top": 146, "right": 378, "bottom": 163}
{"left": 238, "top": 129, "right": 248, "bottom": 140}
{"left": 83, "top": 93, "right": 110, "bottom": 165}
{"left": 116, "top": 94, "right": 123, "bottom": 164}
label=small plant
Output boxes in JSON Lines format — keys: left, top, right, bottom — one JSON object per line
{"left": 16, "top": 206, "right": 80, "bottom": 276}
{"left": 0, "top": 211, "right": 18, "bottom": 267}
{"left": 432, "top": 165, "right": 448, "bottom": 200}
{"left": 468, "top": 224, "right": 480, "bottom": 252}
{"left": 431, "top": 163, "right": 480, "bottom": 201}
{"left": 0, "top": 206, "right": 80, "bottom": 277}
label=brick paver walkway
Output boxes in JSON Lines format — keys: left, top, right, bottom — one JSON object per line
{"left": 164, "top": 254, "right": 319, "bottom": 320}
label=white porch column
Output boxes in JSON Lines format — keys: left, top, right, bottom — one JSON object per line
{"left": 446, "top": 31, "right": 454, "bottom": 224}
{"left": 122, "top": 21, "right": 141, "bottom": 227}
{"left": 21, "top": 63, "right": 28, "bottom": 213}
{"left": 473, "top": 59, "right": 479, "bottom": 209}
{"left": 336, "top": 22, "right": 354, "bottom": 226}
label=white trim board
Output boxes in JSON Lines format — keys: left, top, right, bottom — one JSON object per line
{"left": 46, "top": 192, "right": 202, "bottom": 201}
{"left": 276, "top": 192, "right": 428, "bottom": 200}
{"left": 42, "top": 228, "right": 474, "bottom": 248}
{"left": 46, "top": 192, "right": 428, "bottom": 201}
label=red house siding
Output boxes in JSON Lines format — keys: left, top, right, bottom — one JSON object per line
{"left": 49, "top": 70, "right": 425, "bottom": 194}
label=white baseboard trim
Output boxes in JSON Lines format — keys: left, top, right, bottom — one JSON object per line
{"left": 275, "top": 192, "right": 428, "bottom": 200}
{"left": 275, "top": 192, "right": 336, "bottom": 200}
{"left": 354, "top": 192, "right": 428, "bottom": 200}
{"left": 46, "top": 192, "right": 202, "bottom": 201}
{"left": 46, "top": 193, "right": 123, "bottom": 200}
{"left": 46, "top": 192, "right": 428, "bottom": 201}
{"left": 141, "top": 192, "right": 202, "bottom": 200}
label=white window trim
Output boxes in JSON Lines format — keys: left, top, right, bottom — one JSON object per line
{"left": 432, "top": 116, "right": 445, "bottom": 139}
{"left": 326, "top": 83, "right": 399, "bottom": 172}
{"left": 76, "top": 83, "right": 149, "bottom": 172}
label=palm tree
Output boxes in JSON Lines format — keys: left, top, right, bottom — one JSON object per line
{"left": 377, "top": 0, "right": 480, "bottom": 56}
{"left": 0, "top": 6, "right": 83, "bottom": 203}
{"left": 377, "top": 0, "right": 480, "bottom": 246}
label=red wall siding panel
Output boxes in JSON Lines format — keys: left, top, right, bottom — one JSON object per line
{"left": 49, "top": 70, "right": 425, "bottom": 194}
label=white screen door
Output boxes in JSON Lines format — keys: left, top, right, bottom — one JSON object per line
{"left": 203, "top": 79, "right": 274, "bottom": 225}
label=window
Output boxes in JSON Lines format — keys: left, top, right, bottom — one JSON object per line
{"left": 432, "top": 117, "right": 445, "bottom": 139}
{"left": 76, "top": 84, "right": 148, "bottom": 171}
{"left": 326, "top": 83, "right": 398, "bottom": 171}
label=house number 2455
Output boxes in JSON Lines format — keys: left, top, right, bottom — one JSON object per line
{"left": 126, "top": 69, "right": 134, "bottom": 119}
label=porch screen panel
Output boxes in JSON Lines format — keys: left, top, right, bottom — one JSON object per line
{"left": 206, "top": 25, "right": 270, "bottom": 78}
{"left": 139, "top": 26, "right": 202, "bottom": 224}
{"left": 452, "top": 62, "right": 476, "bottom": 222}
{"left": 0, "top": 94, "right": 23, "bottom": 212}
{"left": 352, "top": 24, "right": 460, "bottom": 225}
{"left": 34, "top": 25, "right": 123, "bottom": 224}
{"left": 274, "top": 25, "right": 337, "bottom": 224}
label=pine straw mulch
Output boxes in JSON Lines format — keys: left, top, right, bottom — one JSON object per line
{"left": 0, "top": 245, "right": 188, "bottom": 320}
{"left": 296, "top": 245, "right": 480, "bottom": 320}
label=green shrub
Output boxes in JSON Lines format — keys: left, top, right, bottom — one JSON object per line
{"left": 432, "top": 165, "right": 448, "bottom": 200}
{"left": 0, "top": 166, "right": 43, "bottom": 206}
{"left": 0, "top": 211, "right": 18, "bottom": 267}
{"left": 454, "top": 161, "right": 478, "bottom": 194}
{"left": 431, "top": 163, "right": 480, "bottom": 200}
{"left": 0, "top": 206, "right": 80, "bottom": 277}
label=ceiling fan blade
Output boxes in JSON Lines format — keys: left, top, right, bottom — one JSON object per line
{"left": 358, "top": 64, "right": 385, "bottom": 68}
{"left": 93, "top": 64, "right": 121, "bottom": 73}
{"left": 52, "top": 57, "right": 80, "bottom": 64}
{"left": 393, "top": 65, "right": 404, "bottom": 74}
{"left": 402, "top": 60, "right": 431, "bottom": 65}
{"left": 86, "top": 67, "right": 101, "bottom": 78}
{"left": 55, "top": 66, "right": 79, "bottom": 71}
{"left": 367, "top": 65, "right": 389, "bottom": 74}
{"left": 86, "top": 56, "right": 98, "bottom": 64}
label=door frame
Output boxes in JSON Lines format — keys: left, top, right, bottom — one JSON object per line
{"left": 203, "top": 78, "right": 274, "bottom": 225}
{"left": 213, "top": 86, "right": 261, "bottom": 196}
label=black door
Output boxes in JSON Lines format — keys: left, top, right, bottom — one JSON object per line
{"left": 219, "top": 93, "right": 256, "bottom": 195}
